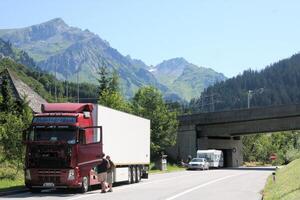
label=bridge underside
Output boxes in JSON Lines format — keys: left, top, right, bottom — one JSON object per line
{"left": 167, "top": 104, "right": 300, "bottom": 167}
{"left": 196, "top": 115, "right": 300, "bottom": 137}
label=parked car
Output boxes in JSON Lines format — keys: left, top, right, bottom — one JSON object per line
{"left": 187, "top": 158, "right": 209, "bottom": 170}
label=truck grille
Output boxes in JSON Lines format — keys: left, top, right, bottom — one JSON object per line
{"left": 38, "top": 176, "right": 60, "bottom": 183}
{"left": 38, "top": 170, "right": 61, "bottom": 183}
{"left": 28, "top": 144, "right": 71, "bottom": 168}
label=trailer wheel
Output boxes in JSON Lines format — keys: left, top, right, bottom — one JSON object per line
{"left": 80, "top": 176, "right": 89, "bottom": 193}
{"left": 132, "top": 166, "right": 137, "bottom": 183}
{"left": 128, "top": 166, "right": 133, "bottom": 184}
{"left": 136, "top": 166, "right": 141, "bottom": 182}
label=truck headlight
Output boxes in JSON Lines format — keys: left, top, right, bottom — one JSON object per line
{"left": 25, "top": 169, "right": 31, "bottom": 180}
{"left": 68, "top": 169, "right": 75, "bottom": 180}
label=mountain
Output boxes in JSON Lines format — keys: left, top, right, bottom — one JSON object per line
{"left": 0, "top": 39, "right": 99, "bottom": 103}
{"left": 190, "top": 53, "right": 300, "bottom": 112}
{"left": 0, "top": 38, "right": 36, "bottom": 68}
{"left": 0, "top": 18, "right": 175, "bottom": 99}
{"left": 151, "top": 58, "right": 226, "bottom": 100}
{"left": 0, "top": 18, "right": 225, "bottom": 100}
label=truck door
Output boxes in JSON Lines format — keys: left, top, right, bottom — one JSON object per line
{"left": 77, "top": 127, "right": 103, "bottom": 176}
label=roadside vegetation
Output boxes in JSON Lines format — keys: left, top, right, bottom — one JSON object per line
{"left": 243, "top": 132, "right": 300, "bottom": 166}
{"left": 149, "top": 163, "right": 185, "bottom": 174}
{"left": 263, "top": 159, "right": 300, "bottom": 200}
{"left": 0, "top": 158, "right": 24, "bottom": 190}
{"left": 0, "top": 75, "right": 32, "bottom": 190}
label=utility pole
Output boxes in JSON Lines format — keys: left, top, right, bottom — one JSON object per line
{"left": 77, "top": 70, "right": 79, "bottom": 103}
{"left": 247, "top": 90, "right": 253, "bottom": 109}
{"left": 65, "top": 80, "right": 69, "bottom": 102}
{"left": 201, "top": 96, "right": 204, "bottom": 112}
{"left": 211, "top": 94, "right": 215, "bottom": 112}
{"left": 54, "top": 65, "right": 57, "bottom": 102}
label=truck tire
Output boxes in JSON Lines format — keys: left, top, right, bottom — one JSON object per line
{"left": 137, "top": 167, "right": 140, "bottom": 182}
{"left": 80, "top": 176, "right": 89, "bottom": 193}
{"left": 132, "top": 166, "right": 137, "bottom": 183}
{"left": 128, "top": 166, "right": 133, "bottom": 184}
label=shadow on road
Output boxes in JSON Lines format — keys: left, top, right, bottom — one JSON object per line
{"left": 1, "top": 181, "right": 130, "bottom": 198}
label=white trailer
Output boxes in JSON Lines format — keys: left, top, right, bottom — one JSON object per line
{"left": 197, "top": 149, "right": 224, "bottom": 168}
{"left": 93, "top": 105, "right": 150, "bottom": 183}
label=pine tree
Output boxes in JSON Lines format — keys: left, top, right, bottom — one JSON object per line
{"left": 97, "top": 66, "right": 110, "bottom": 95}
{"left": 0, "top": 76, "right": 15, "bottom": 112}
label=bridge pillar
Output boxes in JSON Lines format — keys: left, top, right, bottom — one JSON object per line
{"left": 166, "top": 124, "right": 197, "bottom": 162}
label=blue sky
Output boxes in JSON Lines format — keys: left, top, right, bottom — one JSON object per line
{"left": 1, "top": 0, "right": 300, "bottom": 77}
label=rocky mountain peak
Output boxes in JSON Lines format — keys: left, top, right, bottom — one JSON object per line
{"left": 40, "top": 18, "right": 68, "bottom": 30}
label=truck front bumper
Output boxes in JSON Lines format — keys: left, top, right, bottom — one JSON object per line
{"left": 25, "top": 168, "right": 82, "bottom": 189}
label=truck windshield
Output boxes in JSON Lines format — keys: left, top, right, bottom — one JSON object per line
{"left": 29, "top": 127, "right": 77, "bottom": 144}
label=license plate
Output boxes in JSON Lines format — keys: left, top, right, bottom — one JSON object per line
{"left": 43, "top": 182, "right": 55, "bottom": 187}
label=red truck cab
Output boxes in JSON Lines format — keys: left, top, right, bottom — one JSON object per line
{"left": 24, "top": 103, "right": 102, "bottom": 193}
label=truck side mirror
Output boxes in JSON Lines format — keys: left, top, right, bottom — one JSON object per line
{"left": 79, "top": 129, "right": 86, "bottom": 144}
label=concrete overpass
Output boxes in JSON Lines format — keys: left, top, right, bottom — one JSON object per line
{"left": 167, "top": 104, "right": 300, "bottom": 167}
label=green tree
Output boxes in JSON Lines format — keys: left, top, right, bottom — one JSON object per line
{"left": 98, "top": 90, "right": 131, "bottom": 112}
{"left": 97, "top": 66, "right": 110, "bottom": 94}
{"left": 97, "top": 67, "right": 130, "bottom": 112}
{"left": 109, "top": 70, "right": 120, "bottom": 93}
{"left": 0, "top": 78, "right": 32, "bottom": 172}
{"left": 0, "top": 76, "right": 15, "bottom": 112}
{"left": 131, "top": 86, "right": 178, "bottom": 159}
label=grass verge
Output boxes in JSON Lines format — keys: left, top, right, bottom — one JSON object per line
{"left": 263, "top": 159, "right": 300, "bottom": 200}
{"left": 0, "top": 163, "right": 24, "bottom": 192}
{"left": 149, "top": 163, "right": 185, "bottom": 174}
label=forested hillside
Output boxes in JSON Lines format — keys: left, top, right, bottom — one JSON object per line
{"left": 190, "top": 53, "right": 300, "bottom": 112}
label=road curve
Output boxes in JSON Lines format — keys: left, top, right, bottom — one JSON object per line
{"left": 1, "top": 167, "right": 274, "bottom": 200}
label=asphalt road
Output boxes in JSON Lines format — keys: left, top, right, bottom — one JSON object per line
{"left": 1, "top": 167, "right": 274, "bottom": 200}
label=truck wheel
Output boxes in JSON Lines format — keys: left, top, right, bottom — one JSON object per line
{"left": 132, "top": 166, "right": 137, "bottom": 183}
{"left": 136, "top": 166, "right": 141, "bottom": 182}
{"left": 128, "top": 166, "right": 133, "bottom": 184}
{"left": 80, "top": 176, "right": 89, "bottom": 193}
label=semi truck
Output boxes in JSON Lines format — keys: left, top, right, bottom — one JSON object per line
{"left": 23, "top": 103, "right": 150, "bottom": 193}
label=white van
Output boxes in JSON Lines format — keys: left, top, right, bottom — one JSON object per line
{"left": 197, "top": 149, "right": 224, "bottom": 168}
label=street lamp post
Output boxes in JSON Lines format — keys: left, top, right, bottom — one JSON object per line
{"left": 247, "top": 90, "right": 253, "bottom": 109}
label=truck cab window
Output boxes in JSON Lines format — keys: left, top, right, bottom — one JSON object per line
{"left": 29, "top": 127, "right": 77, "bottom": 144}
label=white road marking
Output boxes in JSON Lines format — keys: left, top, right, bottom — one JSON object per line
{"left": 164, "top": 172, "right": 249, "bottom": 200}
